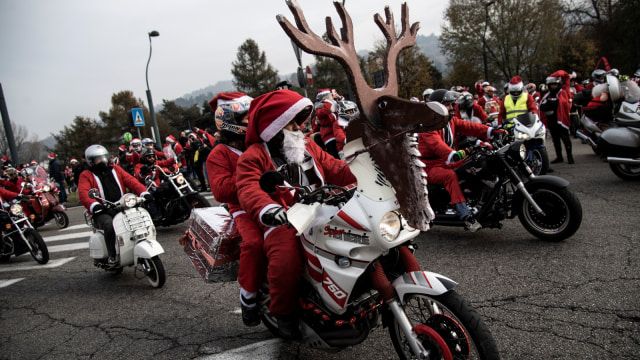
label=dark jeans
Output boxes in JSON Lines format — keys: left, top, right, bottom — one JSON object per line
{"left": 549, "top": 119, "right": 572, "bottom": 160}
{"left": 93, "top": 213, "right": 116, "bottom": 258}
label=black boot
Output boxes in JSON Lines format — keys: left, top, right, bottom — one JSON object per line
{"left": 551, "top": 157, "right": 563, "bottom": 164}
{"left": 567, "top": 155, "right": 574, "bottom": 164}
{"left": 276, "top": 314, "right": 300, "bottom": 340}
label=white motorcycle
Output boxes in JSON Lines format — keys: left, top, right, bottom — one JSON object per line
{"left": 510, "top": 112, "right": 549, "bottom": 175}
{"left": 85, "top": 189, "right": 166, "bottom": 288}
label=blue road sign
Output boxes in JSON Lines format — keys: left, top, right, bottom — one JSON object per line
{"left": 131, "top": 108, "right": 145, "bottom": 127}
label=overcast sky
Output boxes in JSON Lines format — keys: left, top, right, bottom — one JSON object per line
{"left": 0, "top": 0, "right": 447, "bottom": 140}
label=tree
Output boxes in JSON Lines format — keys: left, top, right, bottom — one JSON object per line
{"left": 0, "top": 121, "right": 40, "bottom": 165}
{"left": 231, "top": 39, "right": 280, "bottom": 97}
{"left": 51, "top": 116, "right": 101, "bottom": 162}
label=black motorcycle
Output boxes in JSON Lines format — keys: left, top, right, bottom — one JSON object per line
{"left": 427, "top": 136, "right": 582, "bottom": 241}
{"left": 0, "top": 196, "right": 49, "bottom": 264}
{"left": 144, "top": 164, "right": 211, "bottom": 227}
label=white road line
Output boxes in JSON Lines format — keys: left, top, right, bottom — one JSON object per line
{"left": 199, "top": 338, "right": 283, "bottom": 360}
{"left": 0, "top": 257, "right": 76, "bottom": 272}
{"left": 0, "top": 278, "right": 24, "bottom": 288}
{"left": 61, "top": 224, "right": 91, "bottom": 231}
{"left": 43, "top": 231, "right": 93, "bottom": 243}
{"left": 48, "top": 243, "right": 88, "bottom": 253}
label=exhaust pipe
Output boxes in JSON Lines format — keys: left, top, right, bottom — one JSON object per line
{"left": 607, "top": 157, "right": 640, "bottom": 165}
{"left": 576, "top": 131, "right": 597, "bottom": 147}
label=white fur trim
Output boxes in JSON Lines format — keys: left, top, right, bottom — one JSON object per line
{"left": 259, "top": 203, "right": 281, "bottom": 227}
{"left": 217, "top": 95, "right": 252, "bottom": 105}
{"left": 260, "top": 97, "right": 313, "bottom": 142}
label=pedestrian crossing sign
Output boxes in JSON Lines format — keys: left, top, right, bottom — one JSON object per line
{"left": 131, "top": 108, "right": 145, "bottom": 127}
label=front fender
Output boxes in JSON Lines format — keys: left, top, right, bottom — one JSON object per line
{"left": 134, "top": 239, "right": 164, "bottom": 260}
{"left": 524, "top": 175, "right": 569, "bottom": 189}
{"left": 392, "top": 271, "right": 458, "bottom": 304}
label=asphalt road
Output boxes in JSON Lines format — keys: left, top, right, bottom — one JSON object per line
{"left": 1, "top": 137, "right": 639, "bottom": 360}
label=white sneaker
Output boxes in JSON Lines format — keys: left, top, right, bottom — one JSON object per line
{"left": 464, "top": 215, "right": 482, "bottom": 232}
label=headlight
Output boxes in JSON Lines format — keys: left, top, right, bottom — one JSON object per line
{"left": 43, "top": 184, "right": 51, "bottom": 192}
{"left": 123, "top": 193, "right": 138, "bottom": 208}
{"left": 176, "top": 174, "right": 185, "bottom": 185}
{"left": 519, "top": 143, "right": 527, "bottom": 160}
{"left": 10, "top": 204, "right": 23, "bottom": 216}
{"left": 379, "top": 211, "right": 402, "bottom": 242}
{"left": 515, "top": 131, "right": 530, "bottom": 140}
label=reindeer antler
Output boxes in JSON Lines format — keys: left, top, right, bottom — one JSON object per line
{"left": 277, "top": 0, "right": 419, "bottom": 127}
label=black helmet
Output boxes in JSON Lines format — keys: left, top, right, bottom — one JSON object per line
{"left": 428, "top": 89, "right": 449, "bottom": 103}
{"left": 140, "top": 147, "right": 156, "bottom": 164}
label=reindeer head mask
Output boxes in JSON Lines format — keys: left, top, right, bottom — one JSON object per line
{"left": 277, "top": 0, "right": 447, "bottom": 230}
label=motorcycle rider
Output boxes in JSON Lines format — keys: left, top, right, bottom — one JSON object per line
{"left": 236, "top": 89, "right": 356, "bottom": 339}
{"left": 477, "top": 85, "right": 499, "bottom": 124}
{"left": 204, "top": 92, "right": 266, "bottom": 327}
{"left": 587, "top": 69, "right": 607, "bottom": 90}
{"left": 0, "top": 167, "right": 29, "bottom": 194}
{"left": 78, "top": 144, "right": 152, "bottom": 267}
{"left": 498, "top": 76, "right": 539, "bottom": 127}
{"left": 540, "top": 70, "right": 574, "bottom": 164}
{"left": 419, "top": 89, "right": 506, "bottom": 232}
{"left": 422, "top": 88, "right": 434, "bottom": 102}
{"left": 455, "top": 91, "right": 488, "bottom": 124}
{"left": 134, "top": 147, "right": 176, "bottom": 222}
{"left": 141, "top": 138, "right": 165, "bottom": 159}
{"left": 314, "top": 88, "right": 341, "bottom": 159}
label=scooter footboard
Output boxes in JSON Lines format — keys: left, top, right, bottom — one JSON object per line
{"left": 392, "top": 271, "right": 458, "bottom": 302}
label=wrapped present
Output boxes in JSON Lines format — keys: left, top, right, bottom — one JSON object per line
{"left": 180, "top": 207, "right": 241, "bottom": 282}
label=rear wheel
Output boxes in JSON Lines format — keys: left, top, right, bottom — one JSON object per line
{"left": 24, "top": 228, "right": 49, "bottom": 264}
{"left": 609, "top": 162, "right": 640, "bottom": 180}
{"left": 140, "top": 256, "right": 166, "bottom": 288}
{"left": 53, "top": 212, "right": 69, "bottom": 229}
{"left": 390, "top": 291, "right": 499, "bottom": 360}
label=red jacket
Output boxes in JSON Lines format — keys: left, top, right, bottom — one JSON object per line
{"left": 0, "top": 187, "right": 19, "bottom": 203}
{"left": 315, "top": 101, "right": 338, "bottom": 144}
{"left": 206, "top": 144, "right": 244, "bottom": 216}
{"left": 236, "top": 139, "right": 356, "bottom": 228}
{"left": 540, "top": 70, "right": 572, "bottom": 129}
{"left": 332, "top": 121, "right": 347, "bottom": 152}
{"left": 0, "top": 177, "right": 28, "bottom": 194}
{"left": 418, "top": 117, "right": 493, "bottom": 169}
{"left": 78, "top": 166, "right": 148, "bottom": 214}
{"left": 133, "top": 158, "right": 177, "bottom": 188}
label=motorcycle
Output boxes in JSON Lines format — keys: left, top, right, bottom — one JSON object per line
{"left": 20, "top": 166, "right": 69, "bottom": 229}
{"left": 85, "top": 189, "right": 166, "bottom": 288}
{"left": 144, "top": 163, "right": 210, "bottom": 227}
{"left": 507, "top": 112, "right": 549, "bottom": 175}
{"left": 0, "top": 196, "right": 49, "bottom": 264}
{"left": 428, "top": 134, "right": 583, "bottom": 242}
{"left": 183, "top": 135, "right": 500, "bottom": 359}
{"left": 596, "top": 77, "right": 640, "bottom": 180}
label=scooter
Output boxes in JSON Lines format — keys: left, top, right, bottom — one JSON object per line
{"left": 20, "top": 168, "right": 69, "bottom": 229}
{"left": 0, "top": 196, "right": 49, "bottom": 264}
{"left": 85, "top": 189, "right": 166, "bottom": 288}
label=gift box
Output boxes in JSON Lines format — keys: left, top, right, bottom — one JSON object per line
{"left": 180, "top": 207, "right": 241, "bottom": 282}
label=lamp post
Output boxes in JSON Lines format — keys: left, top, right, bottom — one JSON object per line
{"left": 482, "top": 1, "right": 494, "bottom": 83}
{"left": 145, "top": 30, "right": 161, "bottom": 150}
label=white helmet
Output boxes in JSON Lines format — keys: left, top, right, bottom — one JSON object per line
{"left": 84, "top": 145, "right": 109, "bottom": 168}
{"left": 422, "top": 88, "right": 434, "bottom": 101}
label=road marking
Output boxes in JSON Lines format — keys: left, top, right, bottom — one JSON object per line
{"left": 48, "top": 243, "right": 88, "bottom": 253}
{"left": 0, "top": 257, "right": 76, "bottom": 272}
{"left": 0, "top": 278, "right": 24, "bottom": 288}
{"left": 199, "top": 338, "right": 283, "bottom": 360}
{"left": 43, "top": 231, "right": 93, "bottom": 243}
{"left": 61, "top": 224, "right": 91, "bottom": 231}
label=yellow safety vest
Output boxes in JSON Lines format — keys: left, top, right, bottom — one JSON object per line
{"left": 503, "top": 94, "right": 529, "bottom": 121}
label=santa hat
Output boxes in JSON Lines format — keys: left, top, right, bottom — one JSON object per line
{"left": 118, "top": 145, "right": 126, "bottom": 152}
{"left": 48, "top": 153, "right": 55, "bottom": 160}
{"left": 70, "top": 158, "right": 78, "bottom": 163}
{"left": 166, "top": 134, "right": 176, "bottom": 143}
{"left": 208, "top": 92, "right": 250, "bottom": 112}
{"left": 508, "top": 76, "right": 524, "bottom": 93}
{"left": 1, "top": 156, "right": 7, "bottom": 162}
{"left": 246, "top": 89, "right": 313, "bottom": 146}
{"left": 316, "top": 88, "right": 331, "bottom": 101}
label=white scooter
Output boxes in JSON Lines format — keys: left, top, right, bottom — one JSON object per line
{"left": 85, "top": 189, "right": 166, "bottom": 288}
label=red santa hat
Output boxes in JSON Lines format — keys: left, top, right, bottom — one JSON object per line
{"left": 48, "top": 153, "right": 55, "bottom": 160}
{"left": 208, "top": 92, "right": 250, "bottom": 112}
{"left": 166, "top": 134, "right": 176, "bottom": 143}
{"left": 1, "top": 155, "right": 7, "bottom": 162}
{"left": 246, "top": 89, "right": 313, "bottom": 146}
{"left": 70, "top": 158, "right": 78, "bottom": 163}
{"left": 118, "top": 145, "right": 126, "bottom": 152}
{"left": 316, "top": 88, "right": 331, "bottom": 101}
{"left": 508, "top": 76, "right": 524, "bottom": 93}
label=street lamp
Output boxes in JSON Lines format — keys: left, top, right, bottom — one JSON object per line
{"left": 482, "top": 1, "right": 494, "bottom": 83}
{"left": 146, "top": 30, "right": 161, "bottom": 150}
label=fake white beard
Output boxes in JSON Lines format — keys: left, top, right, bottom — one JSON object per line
{"left": 282, "top": 129, "right": 306, "bottom": 164}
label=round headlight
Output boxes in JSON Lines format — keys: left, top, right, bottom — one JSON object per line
{"left": 43, "top": 184, "right": 51, "bottom": 192}
{"left": 176, "top": 174, "right": 186, "bottom": 185}
{"left": 519, "top": 143, "right": 527, "bottom": 160}
{"left": 515, "top": 131, "right": 530, "bottom": 140}
{"left": 379, "top": 211, "right": 402, "bottom": 242}
{"left": 123, "top": 193, "right": 138, "bottom": 208}
{"left": 10, "top": 203, "right": 23, "bottom": 216}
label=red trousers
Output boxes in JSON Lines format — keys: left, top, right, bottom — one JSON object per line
{"left": 236, "top": 212, "right": 266, "bottom": 294}
{"left": 426, "top": 166, "right": 466, "bottom": 204}
{"left": 263, "top": 226, "right": 303, "bottom": 315}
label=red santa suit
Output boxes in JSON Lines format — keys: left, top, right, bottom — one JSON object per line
{"left": 78, "top": 166, "right": 148, "bottom": 214}
{"left": 133, "top": 157, "right": 177, "bottom": 187}
{"left": 540, "top": 70, "right": 572, "bottom": 129}
{"left": 0, "top": 177, "right": 28, "bottom": 194}
{"left": 0, "top": 187, "right": 19, "bottom": 203}
{"left": 236, "top": 90, "right": 356, "bottom": 316}
{"left": 419, "top": 117, "right": 492, "bottom": 205}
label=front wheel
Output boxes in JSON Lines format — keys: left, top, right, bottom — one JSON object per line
{"left": 187, "top": 193, "right": 211, "bottom": 209}
{"left": 609, "top": 162, "right": 640, "bottom": 180}
{"left": 140, "top": 256, "right": 166, "bottom": 288}
{"left": 390, "top": 291, "right": 500, "bottom": 360}
{"left": 527, "top": 147, "right": 549, "bottom": 176}
{"left": 24, "top": 228, "right": 49, "bottom": 264}
{"left": 53, "top": 212, "right": 69, "bottom": 229}
{"left": 518, "top": 185, "right": 582, "bottom": 241}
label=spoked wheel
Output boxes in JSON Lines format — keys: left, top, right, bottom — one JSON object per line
{"left": 527, "top": 147, "right": 549, "bottom": 175}
{"left": 139, "top": 256, "right": 166, "bottom": 288}
{"left": 24, "top": 228, "right": 49, "bottom": 264}
{"left": 609, "top": 162, "right": 640, "bottom": 180}
{"left": 53, "top": 212, "right": 69, "bottom": 229}
{"left": 518, "top": 185, "right": 582, "bottom": 241}
{"left": 390, "top": 291, "right": 499, "bottom": 360}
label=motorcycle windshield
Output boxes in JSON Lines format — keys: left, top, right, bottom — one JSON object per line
{"left": 29, "top": 166, "right": 50, "bottom": 185}
{"left": 621, "top": 80, "right": 640, "bottom": 104}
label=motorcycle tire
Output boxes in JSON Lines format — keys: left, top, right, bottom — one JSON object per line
{"left": 609, "top": 163, "right": 640, "bottom": 181}
{"left": 140, "top": 256, "right": 166, "bottom": 288}
{"left": 53, "top": 212, "right": 69, "bottom": 229}
{"left": 187, "top": 193, "right": 211, "bottom": 209}
{"left": 527, "top": 147, "right": 549, "bottom": 176}
{"left": 389, "top": 290, "right": 500, "bottom": 360}
{"left": 25, "top": 228, "right": 49, "bottom": 264}
{"left": 517, "top": 185, "right": 582, "bottom": 242}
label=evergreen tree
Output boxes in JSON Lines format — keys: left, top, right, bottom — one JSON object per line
{"left": 231, "top": 39, "right": 280, "bottom": 97}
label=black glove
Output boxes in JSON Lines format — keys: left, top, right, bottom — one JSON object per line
{"left": 140, "top": 165, "right": 151, "bottom": 175}
{"left": 143, "top": 193, "right": 154, "bottom": 202}
{"left": 92, "top": 204, "right": 106, "bottom": 216}
{"left": 15, "top": 194, "right": 29, "bottom": 202}
{"left": 261, "top": 206, "right": 288, "bottom": 227}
